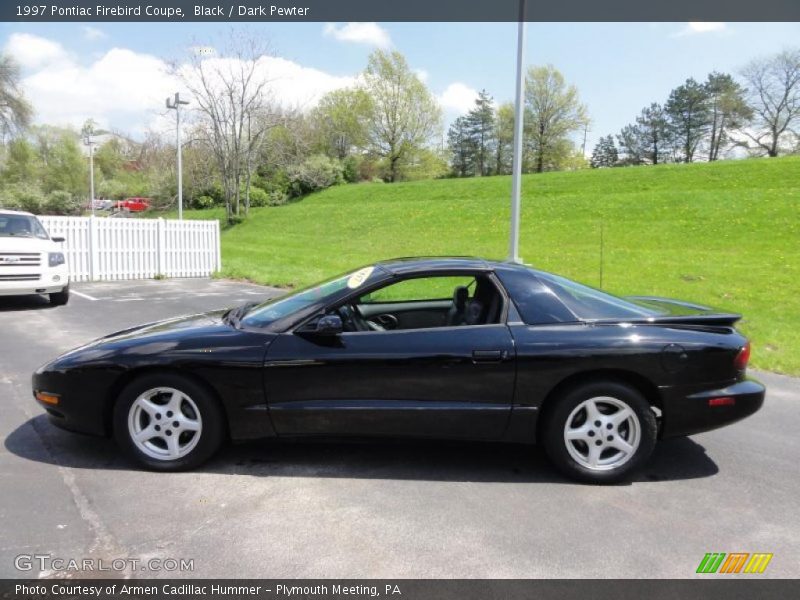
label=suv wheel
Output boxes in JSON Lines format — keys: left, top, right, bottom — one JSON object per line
{"left": 49, "top": 285, "right": 70, "bottom": 306}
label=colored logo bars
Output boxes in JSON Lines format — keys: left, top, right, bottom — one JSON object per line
{"left": 696, "top": 552, "right": 773, "bottom": 574}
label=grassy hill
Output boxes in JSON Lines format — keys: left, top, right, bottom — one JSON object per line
{"left": 179, "top": 156, "right": 800, "bottom": 374}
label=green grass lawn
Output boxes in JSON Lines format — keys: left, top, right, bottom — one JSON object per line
{"left": 172, "top": 156, "right": 800, "bottom": 375}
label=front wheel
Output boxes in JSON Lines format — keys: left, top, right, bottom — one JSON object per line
{"left": 49, "top": 285, "right": 70, "bottom": 306}
{"left": 113, "top": 373, "right": 224, "bottom": 471}
{"left": 542, "top": 381, "right": 657, "bottom": 484}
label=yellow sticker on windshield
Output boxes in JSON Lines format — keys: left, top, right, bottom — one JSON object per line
{"left": 347, "top": 266, "right": 375, "bottom": 289}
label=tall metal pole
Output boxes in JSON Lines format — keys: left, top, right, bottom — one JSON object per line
{"left": 167, "top": 92, "right": 190, "bottom": 220}
{"left": 84, "top": 134, "right": 96, "bottom": 216}
{"left": 176, "top": 98, "right": 183, "bottom": 220}
{"left": 89, "top": 146, "right": 95, "bottom": 217}
{"left": 508, "top": 0, "right": 527, "bottom": 264}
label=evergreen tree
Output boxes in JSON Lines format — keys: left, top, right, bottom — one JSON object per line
{"left": 704, "top": 72, "right": 752, "bottom": 161}
{"left": 636, "top": 103, "right": 670, "bottom": 165}
{"left": 464, "top": 90, "right": 495, "bottom": 176}
{"left": 590, "top": 135, "right": 618, "bottom": 168}
{"left": 616, "top": 123, "right": 646, "bottom": 166}
{"left": 665, "top": 78, "right": 711, "bottom": 162}
{"left": 447, "top": 116, "right": 474, "bottom": 177}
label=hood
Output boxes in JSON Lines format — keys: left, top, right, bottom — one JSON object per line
{"left": 51, "top": 309, "right": 232, "bottom": 364}
{"left": 624, "top": 296, "right": 741, "bottom": 326}
{"left": 0, "top": 236, "right": 59, "bottom": 253}
{"left": 98, "top": 309, "right": 230, "bottom": 344}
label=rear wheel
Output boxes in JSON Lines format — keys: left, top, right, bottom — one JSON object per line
{"left": 49, "top": 285, "right": 69, "bottom": 306}
{"left": 113, "top": 373, "right": 224, "bottom": 471}
{"left": 542, "top": 380, "right": 657, "bottom": 484}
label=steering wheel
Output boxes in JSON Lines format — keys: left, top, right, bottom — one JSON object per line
{"left": 338, "top": 304, "right": 371, "bottom": 332}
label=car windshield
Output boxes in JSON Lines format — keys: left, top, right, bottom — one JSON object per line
{"left": 536, "top": 271, "right": 666, "bottom": 320}
{"left": 0, "top": 215, "right": 49, "bottom": 240}
{"left": 241, "top": 265, "right": 382, "bottom": 328}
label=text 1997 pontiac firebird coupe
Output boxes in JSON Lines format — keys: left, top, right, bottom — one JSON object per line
{"left": 33, "top": 257, "right": 765, "bottom": 483}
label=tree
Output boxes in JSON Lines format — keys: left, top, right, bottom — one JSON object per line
{"left": 616, "top": 123, "right": 646, "bottom": 165}
{"left": 493, "top": 102, "right": 515, "bottom": 175}
{"left": 464, "top": 89, "right": 495, "bottom": 176}
{"left": 0, "top": 54, "right": 32, "bottom": 139}
{"left": 524, "top": 65, "right": 588, "bottom": 173}
{"left": 29, "top": 126, "right": 85, "bottom": 196}
{"left": 311, "top": 88, "right": 373, "bottom": 159}
{"left": 665, "top": 78, "right": 711, "bottom": 162}
{"left": 177, "top": 38, "right": 281, "bottom": 220}
{"left": 447, "top": 116, "right": 474, "bottom": 177}
{"left": 740, "top": 49, "right": 800, "bottom": 157}
{"left": 704, "top": 72, "right": 751, "bottom": 161}
{"left": 363, "top": 50, "right": 442, "bottom": 182}
{"left": 636, "top": 103, "right": 670, "bottom": 165}
{"left": 1, "top": 138, "right": 38, "bottom": 183}
{"left": 590, "top": 135, "right": 618, "bottom": 168}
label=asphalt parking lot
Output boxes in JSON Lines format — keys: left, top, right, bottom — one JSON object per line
{"left": 1, "top": 278, "right": 798, "bottom": 579}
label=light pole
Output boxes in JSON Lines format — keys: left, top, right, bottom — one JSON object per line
{"left": 508, "top": 0, "right": 527, "bottom": 264}
{"left": 166, "top": 92, "right": 190, "bottom": 219}
{"left": 83, "top": 133, "right": 97, "bottom": 216}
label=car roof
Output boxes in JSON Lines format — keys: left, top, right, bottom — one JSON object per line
{"left": 0, "top": 209, "right": 35, "bottom": 216}
{"left": 374, "top": 256, "right": 535, "bottom": 276}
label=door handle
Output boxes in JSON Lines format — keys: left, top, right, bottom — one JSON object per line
{"left": 472, "top": 350, "right": 507, "bottom": 363}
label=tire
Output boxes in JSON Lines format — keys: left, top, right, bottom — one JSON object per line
{"left": 113, "top": 373, "right": 225, "bottom": 471}
{"left": 542, "top": 380, "right": 657, "bottom": 484}
{"left": 49, "top": 285, "right": 70, "bottom": 306}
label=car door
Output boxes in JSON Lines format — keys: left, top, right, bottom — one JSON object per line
{"left": 263, "top": 275, "right": 516, "bottom": 440}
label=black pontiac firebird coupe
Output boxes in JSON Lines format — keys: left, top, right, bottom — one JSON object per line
{"left": 33, "top": 257, "right": 764, "bottom": 483}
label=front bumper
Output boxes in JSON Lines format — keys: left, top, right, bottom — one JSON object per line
{"left": 32, "top": 367, "right": 110, "bottom": 436}
{"left": 659, "top": 378, "right": 765, "bottom": 438}
{"left": 0, "top": 265, "right": 69, "bottom": 296}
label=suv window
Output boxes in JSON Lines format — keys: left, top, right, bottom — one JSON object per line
{"left": 0, "top": 215, "right": 49, "bottom": 240}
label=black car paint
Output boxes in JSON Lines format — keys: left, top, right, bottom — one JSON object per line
{"left": 33, "top": 258, "right": 765, "bottom": 445}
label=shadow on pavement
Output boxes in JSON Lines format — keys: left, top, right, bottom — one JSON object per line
{"left": 6, "top": 414, "right": 719, "bottom": 485}
{"left": 0, "top": 295, "right": 55, "bottom": 312}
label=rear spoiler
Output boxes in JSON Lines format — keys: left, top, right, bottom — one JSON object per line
{"left": 609, "top": 296, "right": 742, "bottom": 327}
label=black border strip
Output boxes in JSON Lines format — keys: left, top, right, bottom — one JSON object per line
{"left": 3, "top": 579, "right": 800, "bottom": 600}
{"left": 4, "top": 0, "right": 800, "bottom": 23}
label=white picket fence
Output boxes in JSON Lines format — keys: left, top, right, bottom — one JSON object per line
{"left": 38, "top": 216, "right": 222, "bottom": 282}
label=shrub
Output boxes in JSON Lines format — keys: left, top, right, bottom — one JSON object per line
{"left": 247, "top": 186, "right": 270, "bottom": 208}
{"left": 267, "top": 190, "right": 288, "bottom": 206}
{"left": 286, "top": 154, "right": 344, "bottom": 197}
{"left": 0, "top": 183, "right": 46, "bottom": 214}
{"left": 193, "top": 195, "right": 215, "bottom": 209}
{"left": 44, "top": 190, "right": 82, "bottom": 215}
{"left": 342, "top": 155, "right": 362, "bottom": 183}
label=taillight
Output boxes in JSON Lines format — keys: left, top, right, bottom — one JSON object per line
{"left": 734, "top": 341, "right": 751, "bottom": 371}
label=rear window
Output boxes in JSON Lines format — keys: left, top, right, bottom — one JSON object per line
{"left": 536, "top": 272, "right": 662, "bottom": 320}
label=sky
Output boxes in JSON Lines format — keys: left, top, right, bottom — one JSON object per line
{"left": 0, "top": 21, "right": 798, "bottom": 153}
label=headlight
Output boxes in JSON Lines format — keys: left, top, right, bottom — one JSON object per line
{"left": 48, "top": 252, "right": 65, "bottom": 267}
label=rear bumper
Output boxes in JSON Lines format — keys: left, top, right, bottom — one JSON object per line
{"left": 660, "top": 378, "right": 765, "bottom": 438}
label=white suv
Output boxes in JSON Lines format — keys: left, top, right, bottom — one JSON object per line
{"left": 0, "top": 209, "right": 70, "bottom": 305}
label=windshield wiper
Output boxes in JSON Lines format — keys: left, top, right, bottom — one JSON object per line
{"left": 223, "top": 301, "right": 258, "bottom": 328}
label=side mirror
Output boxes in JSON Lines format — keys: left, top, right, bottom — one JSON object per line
{"left": 315, "top": 314, "right": 343, "bottom": 335}
{"left": 51, "top": 236, "right": 65, "bottom": 243}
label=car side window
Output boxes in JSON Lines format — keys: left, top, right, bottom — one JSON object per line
{"left": 344, "top": 274, "right": 504, "bottom": 333}
{"left": 361, "top": 276, "right": 476, "bottom": 304}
